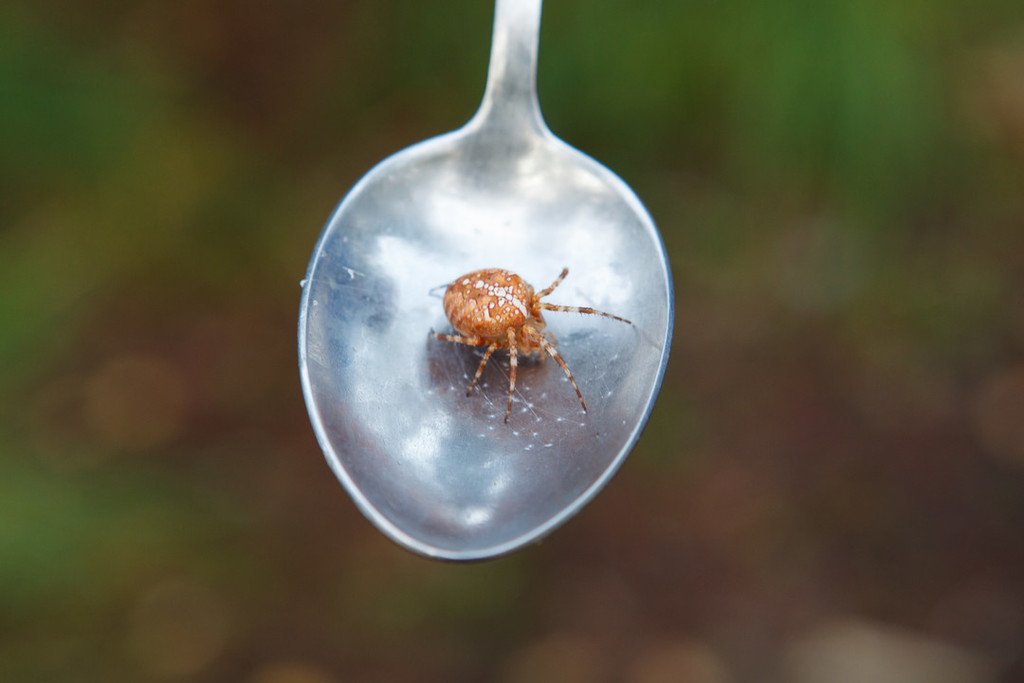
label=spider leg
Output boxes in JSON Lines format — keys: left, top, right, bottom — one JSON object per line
{"left": 466, "top": 342, "right": 498, "bottom": 396}
{"left": 505, "top": 328, "right": 517, "bottom": 424}
{"left": 539, "top": 303, "right": 632, "bottom": 325}
{"left": 527, "top": 327, "right": 587, "bottom": 413}
{"left": 536, "top": 267, "right": 569, "bottom": 299}
{"left": 433, "top": 331, "right": 489, "bottom": 346}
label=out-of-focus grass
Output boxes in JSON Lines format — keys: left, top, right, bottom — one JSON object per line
{"left": 3, "top": 0, "right": 1024, "bottom": 681}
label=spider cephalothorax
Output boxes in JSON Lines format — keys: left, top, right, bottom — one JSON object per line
{"left": 433, "top": 267, "right": 630, "bottom": 423}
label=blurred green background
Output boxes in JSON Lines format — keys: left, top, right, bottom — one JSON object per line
{"left": 3, "top": 0, "right": 1024, "bottom": 681}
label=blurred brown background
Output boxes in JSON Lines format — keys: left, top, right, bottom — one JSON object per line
{"left": 3, "top": 1, "right": 1024, "bottom": 681}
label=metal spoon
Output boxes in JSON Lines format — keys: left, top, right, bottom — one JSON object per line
{"left": 298, "top": 0, "right": 673, "bottom": 561}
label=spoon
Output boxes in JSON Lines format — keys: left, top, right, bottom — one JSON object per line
{"left": 298, "top": 0, "right": 673, "bottom": 561}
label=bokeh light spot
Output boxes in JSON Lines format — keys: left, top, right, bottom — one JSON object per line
{"left": 785, "top": 619, "right": 997, "bottom": 683}
{"left": 501, "top": 633, "right": 607, "bottom": 683}
{"left": 126, "top": 578, "right": 229, "bottom": 679}
{"left": 626, "top": 639, "right": 732, "bottom": 683}
{"left": 972, "top": 364, "right": 1024, "bottom": 467}
{"left": 246, "top": 661, "right": 337, "bottom": 683}
{"left": 84, "top": 354, "right": 187, "bottom": 452}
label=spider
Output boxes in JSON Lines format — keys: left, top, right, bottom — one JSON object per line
{"left": 432, "top": 267, "right": 631, "bottom": 423}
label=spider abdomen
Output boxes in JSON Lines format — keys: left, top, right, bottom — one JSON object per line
{"left": 443, "top": 268, "right": 536, "bottom": 339}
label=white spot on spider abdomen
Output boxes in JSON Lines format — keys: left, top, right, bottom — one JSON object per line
{"left": 506, "top": 295, "right": 529, "bottom": 319}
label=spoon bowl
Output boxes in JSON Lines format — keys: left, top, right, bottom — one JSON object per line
{"left": 299, "top": 0, "right": 672, "bottom": 560}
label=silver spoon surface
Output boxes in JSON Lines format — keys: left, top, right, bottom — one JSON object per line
{"left": 298, "top": 0, "right": 672, "bottom": 560}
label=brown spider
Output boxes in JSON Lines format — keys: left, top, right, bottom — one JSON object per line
{"left": 432, "top": 267, "right": 631, "bottom": 423}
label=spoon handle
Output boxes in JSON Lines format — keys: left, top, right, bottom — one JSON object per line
{"left": 473, "top": 0, "right": 545, "bottom": 136}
